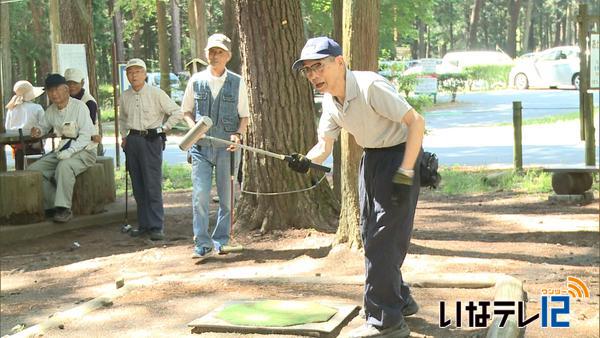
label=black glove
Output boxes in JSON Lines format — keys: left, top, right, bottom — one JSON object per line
{"left": 288, "top": 153, "right": 311, "bottom": 174}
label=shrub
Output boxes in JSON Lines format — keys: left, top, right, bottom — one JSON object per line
{"left": 98, "top": 84, "right": 115, "bottom": 122}
{"left": 396, "top": 74, "right": 418, "bottom": 97}
{"left": 406, "top": 95, "right": 433, "bottom": 112}
{"left": 463, "top": 64, "right": 512, "bottom": 90}
{"left": 437, "top": 73, "right": 467, "bottom": 102}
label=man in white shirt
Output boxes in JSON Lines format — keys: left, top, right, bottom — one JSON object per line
{"left": 29, "top": 74, "right": 97, "bottom": 223}
{"left": 290, "top": 37, "right": 425, "bottom": 338}
{"left": 119, "top": 58, "right": 182, "bottom": 241}
{"left": 180, "top": 33, "right": 249, "bottom": 257}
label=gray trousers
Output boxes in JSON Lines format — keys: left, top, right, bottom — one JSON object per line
{"left": 360, "top": 143, "right": 422, "bottom": 330}
{"left": 125, "top": 134, "right": 164, "bottom": 231}
{"left": 28, "top": 149, "right": 97, "bottom": 209}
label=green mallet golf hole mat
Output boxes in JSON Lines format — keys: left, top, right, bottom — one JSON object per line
{"left": 188, "top": 300, "right": 359, "bottom": 336}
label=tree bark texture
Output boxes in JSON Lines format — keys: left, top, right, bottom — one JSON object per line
{"left": 335, "top": 0, "right": 380, "bottom": 250}
{"left": 0, "top": 1, "right": 9, "bottom": 171}
{"left": 170, "top": 0, "right": 183, "bottom": 73}
{"left": 234, "top": 0, "right": 338, "bottom": 233}
{"left": 157, "top": 0, "right": 171, "bottom": 95}
{"left": 49, "top": 0, "right": 60, "bottom": 71}
{"left": 188, "top": 0, "right": 208, "bottom": 61}
{"left": 467, "top": 0, "right": 485, "bottom": 49}
{"left": 110, "top": 0, "right": 125, "bottom": 62}
{"left": 59, "top": 0, "right": 99, "bottom": 102}
{"left": 507, "top": 0, "right": 521, "bottom": 58}
{"left": 223, "top": 0, "right": 241, "bottom": 74}
{"left": 522, "top": 0, "right": 534, "bottom": 52}
{"left": 332, "top": 0, "right": 343, "bottom": 203}
{"left": 29, "top": 0, "right": 51, "bottom": 85}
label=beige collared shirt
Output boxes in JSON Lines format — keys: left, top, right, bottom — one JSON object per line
{"left": 318, "top": 70, "right": 413, "bottom": 148}
{"left": 119, "top": 84, "right": 183, "bottom": 138}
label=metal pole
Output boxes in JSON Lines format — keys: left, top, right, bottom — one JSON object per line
{"left": 112, "top": 42, "right": 121, "bottom": 168}
{"left": 513, "top": 101, "right": 523, "bottom": 171}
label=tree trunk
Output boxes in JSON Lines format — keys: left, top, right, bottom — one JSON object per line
{"left": 157, "top": 0, "right": 171, "bottom": 95}
{"left": 188, "top": 0, "right": 208, "bottom": 62}
{"left": 467, "top": 0, "right": 485, "bottom": 49}
{"left": 223, "top": 0, "right": 241, "bottom": 74}
{"left": 334, "top": 0, "right": 380, "bottom": 250}
{"left": 522, "top": 0, "right": 534, "bottom": 52}
{"left": 417, "top": 19, "right": 426, "bottom": 58}
{"left": 332, "top": 0, "right": 343, "bottom": 203}
{"left": 29, "top": 0, "right": 51, "bottom": 85}
{"left": 170, "top": 0, "right": 183, "bottom": 73}
{"left": 0, "top": 0, "right": 10, "bottom": 171}
{"left": 234, "top": 0, "right": 338, "bottom": 233}
{"left": 111, "top": 0, "right": 125, "bottom": 62}
{"left": 49, "top": 0, "right": 61, "bottom": 71}
{"left": 507, "top": 0, "right": 521, "bottom": 58}
{"left": 59, "top": 0, "right": 98, "bottom": 102}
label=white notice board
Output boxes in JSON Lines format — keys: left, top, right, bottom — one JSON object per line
{"left": 56, "top": 44, "right": 90, "bottom": 93}
{"left": 590, "top": 34, "right": 599, "bottom": 89}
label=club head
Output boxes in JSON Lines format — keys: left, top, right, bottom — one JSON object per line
{"left": 121, "top": 224, "right": 132, "bottom": 233}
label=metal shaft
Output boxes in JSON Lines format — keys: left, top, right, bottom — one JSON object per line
{"left": 203, "top": 136, "right": 286, "bottom": 161}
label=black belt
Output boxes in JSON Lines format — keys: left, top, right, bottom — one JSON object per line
{"left": 129, "top": 129, "right": 159, "bottom": 137}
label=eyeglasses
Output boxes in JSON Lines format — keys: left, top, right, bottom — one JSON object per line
{"left": 298, "top": 62, "right": 327, "bottom": 78}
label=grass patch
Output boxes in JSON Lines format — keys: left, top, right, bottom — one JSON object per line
{"left": 115, "top": 163, "right": 192, "bottom": 197}
{"left": 438, "top": 167, "right": 555, "bottom": 195}
{"left": 496, "top": 108, "right": 598, "bottom": 126}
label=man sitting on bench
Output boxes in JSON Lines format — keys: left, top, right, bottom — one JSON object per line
{"left": 29, "top": 74, "right": 97, "bottom": 223}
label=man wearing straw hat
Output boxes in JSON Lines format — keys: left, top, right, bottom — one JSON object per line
{"left": 5, "top": 80, "right": 46, "bottom": 170}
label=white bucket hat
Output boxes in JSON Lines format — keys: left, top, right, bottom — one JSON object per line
{"left": 5, "top": 80, "right": 45, "bottom": 110}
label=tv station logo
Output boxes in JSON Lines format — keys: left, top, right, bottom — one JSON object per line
{"left": 439, "top": 276, "right": 590, "bottom": 329}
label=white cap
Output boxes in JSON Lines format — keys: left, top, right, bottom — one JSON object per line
{"left": 205, "top": 34, "right": 231, "bottom": 52}
{"left": 125, "top": 58, "right": 147, "bottom": 71}
{"left": 64, "top": 68, "right": 85, "bottom": 82}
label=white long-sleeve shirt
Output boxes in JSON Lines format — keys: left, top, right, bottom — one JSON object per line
{"left": 37, "top": 98, "right": 96, "bottom": 152}
{"left": 5, "top": 102, "right": 45, "bottom": 131}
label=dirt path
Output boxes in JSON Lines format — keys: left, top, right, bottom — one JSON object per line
{"left": 1, "top": 190, "right": 598, "bottom": 337}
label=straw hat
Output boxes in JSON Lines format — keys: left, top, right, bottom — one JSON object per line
{"left": 5, "top": 80, "right": 44, "bottom": 110}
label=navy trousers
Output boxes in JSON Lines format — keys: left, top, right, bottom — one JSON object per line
{"left": 125, "top": 134, "right": 165, "bottom": 232}
{"left": 359, "top": 143, "right": 422, "bottom": 329}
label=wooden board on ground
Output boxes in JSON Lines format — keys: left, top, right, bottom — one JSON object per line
{"left": 188, "top": 301, "right": 359, "bottom": 337}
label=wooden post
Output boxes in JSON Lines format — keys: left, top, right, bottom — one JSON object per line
{"left": 584, "top": 93, "right": 596, "bottom": 166}
{"left": 513, "top": 101, "right": 523, "bottom": 172}
{"left": 112, "top": 43, "right": 121, "bottom": 168}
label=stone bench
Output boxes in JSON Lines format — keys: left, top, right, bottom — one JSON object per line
{"left": 0, "top": 171, "right": 45, "bottom": 224}
{"left": 1, "top": 156, "right": 117, "bottom": 224}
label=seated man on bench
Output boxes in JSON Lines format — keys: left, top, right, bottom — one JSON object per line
{"left": 29, "top": 74, "right": 97, "bottom": 223}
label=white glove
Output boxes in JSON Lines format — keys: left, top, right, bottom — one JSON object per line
{"left": 61, "top": 121, "right": 79, "bottom": 139}
{"left": 57, "top": 148, "right": 76, "bottom": 160}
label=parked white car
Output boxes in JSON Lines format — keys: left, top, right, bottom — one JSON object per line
{"left": 147, "top": 72, "right": 184, "bottom": 103}
{"left": 509, "top": 46, "right": 580, "bottom": 90}
{"left": 442, "top": 51, "right": 513, "bottom": 70}
{"left": 402, "top": 58, "right": 460, "bottom": 76}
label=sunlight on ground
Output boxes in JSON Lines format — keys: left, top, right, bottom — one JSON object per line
{"left": 202, "top": 255, "right": 323, "bottom": 279}
{"left": 495, "top": 214, "right": 599, "bottom": 232}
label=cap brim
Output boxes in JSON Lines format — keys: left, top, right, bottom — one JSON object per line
{"left": 291, "top": 53, "right": 331, "bottom": 71}
{"left": 125, "top": 64, "right": 146, "bottom": 70}
{"left": 205, "top": 43, "right": 230, "bottom": 52}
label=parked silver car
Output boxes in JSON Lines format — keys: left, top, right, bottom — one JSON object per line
{"left": 509, "top": 46, "right": 580, "bottom": 90}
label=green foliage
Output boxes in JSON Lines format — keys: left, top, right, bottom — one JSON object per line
{"left": 115, "top": 163, "right": 192, "bottom": 196}
{"left": 437, "top": 73, "right": 467, "bottom": 102}
{"left": 301, "top": 0, "right": 333, "bottom": 37}
{"left": 406, "top": 95, "right": 433, "bottom": 112}
{"left": 438, "top": 168, "right": 554, "bottom": 195}
{"left": 463, "top": 65, "right": 512, "bottom": 90}
{"left": 98, "top": 84, "right": 115, "bottom": 122}
{"left": 396, "top": 75, "right": 418, "bottom": 97}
